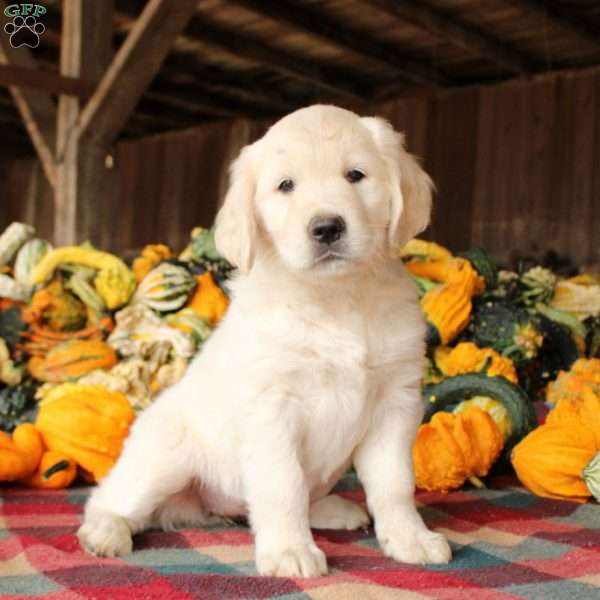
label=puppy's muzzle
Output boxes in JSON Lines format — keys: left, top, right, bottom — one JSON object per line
{"left": 309, "top": 215, "right": 346, "bottom": 246}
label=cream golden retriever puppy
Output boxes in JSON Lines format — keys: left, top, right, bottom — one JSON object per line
{"left": 78, "top": 104, "right": 451, "bottom": 577}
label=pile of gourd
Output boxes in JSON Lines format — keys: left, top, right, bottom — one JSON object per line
{"left": 0, "top": 222, "right": 229, "bottom": 487}
{"left": 1, "top": 222, "right": 599, "bottom": 503}
{"left": 402, "top": 240, "right": 600, "bottom": 502}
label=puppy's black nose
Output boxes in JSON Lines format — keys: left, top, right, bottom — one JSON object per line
{"left": 309, "top": 216, "right": 346, "bottom": 245}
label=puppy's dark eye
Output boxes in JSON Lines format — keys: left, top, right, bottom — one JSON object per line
{"left": 346, "top": 169, "right": 366, "bottom": 183}
{"left": 278, "top": 178, "right": 295, "bottom": 193}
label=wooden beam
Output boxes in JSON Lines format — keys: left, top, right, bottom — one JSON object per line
{"left": 54, "top": 0, "right": 114, "bottom": 246}
{"left": 508, "top": 0, "right": 600, "bottom": 51}
{"left": 183, "top": 14, "right": 367, "bottom": 103}
{"left": 0, "top": 3, "right": 56, "bottom": 186}
{"left": 368, "top": 0, "right": 535, "bottom": 75}
{"left": 78, "top": 0, "right": 200, "bottom": 146}
{"left": 229, "top": 0, "right": 450, "bottom": 86}
{"left": 0, "top": 64, "right": 95, "bottom": 98}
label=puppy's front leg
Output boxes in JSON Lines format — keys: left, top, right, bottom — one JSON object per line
{"left": 242, "top": 408, "right": 327, "bottom": 578}
{"left": 354, "top": 391, "right": 451, "bottom": 565}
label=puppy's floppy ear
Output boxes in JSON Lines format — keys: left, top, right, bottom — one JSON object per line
{"left": 361, "top": 117, "right": 433, "bottom": 249}
{"left": 215, "top": 144, "right": 258, "bottom": 272}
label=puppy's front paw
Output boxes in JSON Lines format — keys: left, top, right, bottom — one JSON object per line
{"left": 256, "top": 543, "right": 327, "bottom": 577}
{"left": 78, "top": 513, "right": 132, "bottom": 558}
{"left": 378, "top": 526, "right": 451, "bottom": 565}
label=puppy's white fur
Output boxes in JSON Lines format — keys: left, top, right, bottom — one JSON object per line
{"left": 78, "top": 105, "right": 451, "bottom": 577}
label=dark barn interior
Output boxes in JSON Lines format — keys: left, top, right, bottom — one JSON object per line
{"left": 1, "top": 0, "right": 599, "bottom": 262}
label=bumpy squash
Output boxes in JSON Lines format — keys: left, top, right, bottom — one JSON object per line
{"left": 407, "top": 258, "right": 484, "bottom": 345}
{"left": 20, "top": 450, "right": 77, "bottom": 489}
{"left": 413, "top": 407, "right": 503, "bottom": 492}
{"left": 132, "top": 244, "right": 174, "bottom": 282}
{"left": 546, "top": 385, "right": 600, "bottom": 447}
{"left": 132, "top": 263, "right": 196, "bottom": 313}
{"left": 546, "top": 358, "right": 600, "bottom": 406}
{"left": 511, "top": 424, "right": 599, "bottom": 502}
{"left": 28, "top": 339, "right": 117, "bottom": 383}
{"left": 0, "top": 423, "right": 44, "bottom": 481}
{"left": 30, "top": 247, "right": 136, "bottom": 310}
{"left": 23, "top": 279, "right": 88, "bottom": 332}
{"left": 434, "top": 342, "right": 518, "bottom": 384}
{"left": 35, "top": 383, "right": 134, "bottom": 482}
{"left": 424, "top": 373, "right": 536, "bottom": 458}
{"left": 457, "top": 248, "right": 498, "bottom": 290}
{"left": 186, "top": 272, "right": 229, "bottom": 326}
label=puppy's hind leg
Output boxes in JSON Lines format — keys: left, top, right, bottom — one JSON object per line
{"left": 309, "top": 495, "right": 370, "bottom": 530}
{"left": 78, "top": 409, "right": 195, "bottom": 557}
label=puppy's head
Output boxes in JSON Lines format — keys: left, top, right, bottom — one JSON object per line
{"left": 215, "top": 105, "right": 432, "bottom": 274}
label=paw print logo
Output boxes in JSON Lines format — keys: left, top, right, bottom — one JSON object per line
{"left": 4, "top": 15, "right": 45, "bottom": 49}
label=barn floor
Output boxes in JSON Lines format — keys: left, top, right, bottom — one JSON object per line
{"left": 1, "top": 472, "right": 599, "bottom": 600}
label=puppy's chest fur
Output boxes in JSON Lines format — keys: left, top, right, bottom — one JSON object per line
{"left": 261, "top": 283, "right": 422, "bottom": 488}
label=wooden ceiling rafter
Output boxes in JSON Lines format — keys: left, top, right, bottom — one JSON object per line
{"left": 228, "top": 0, "right": 451, "bottom": 86}
{"left": 368, "top": 0, "right": 536, "bottom": 75}
{"left": 507, "top": 0, "right": 600, "bottom": 51}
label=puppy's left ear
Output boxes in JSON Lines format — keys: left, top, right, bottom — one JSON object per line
{"left": 361, "top": 117, "right": 433, "bottom": 250}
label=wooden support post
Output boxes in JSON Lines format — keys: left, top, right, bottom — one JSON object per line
{"left": 54, "top": 0, "right": 114, "bottom": 246}
{"left": 0, "top": 3, "right": 56, "bottom": 186}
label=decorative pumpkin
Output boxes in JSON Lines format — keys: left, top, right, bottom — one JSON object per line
{"left": 186, "top": 272, "right": 229, "bottom": 326}
{"left": 453, "top": 396, "right": 513, "bottom": 441}
{"left": 423, "top": 373, "right": 536, "bottom": 459}
{"left": 132, "top": 262, "right": 196, "bottom": 313}
{"left": 434, "top": 342, "right": 518, "bottom": 384}
{"left": 108, "top": 304, "right": 194, "bottom": 359}
{"left": 546, "top": 386, "right": 600, "bottom": 447}
{"left": 30, "top": 246, "right": 136, "bottom": 310}
{"left": 132, "top": 244, "right": 174, "bottom": 282}
{"left": 468, "top": 301, "right": 544, "bottom": 364}
{"left": 511, "top": 423, "right": 600, "bottom": 503}
{"left": 550, "top": 280, "right": 600, "bottom": 321}
{"left": 165, "top": 307, "right": 212, "bottom": 346}
{"left": 519, "top": 267, "right": 557, "bottom": 306}
{"left": 413, "top": 407, "right": 504, "bottom": 492}
{"left": 407, "top": 258, "right": 484, "bottom": 345}
{"left": 0, "top": 423, "right": 43, "bottom": 481}
{"left": 0, "top": 222, "right": 34, "bottom": 267}
{"left": 27, "top": 339, "right": 117, "bottom": 383}
{"left": 546, "top": 358, "right": 600, "bottom": 406}
{"left": 35, "top": 383, "right": 134, "bottom": 482}
{"left": 23, "top": 279, "right": 88, "bottom": 332}
{"left": 20, "top": 450, "right": 77, "bottom": 489}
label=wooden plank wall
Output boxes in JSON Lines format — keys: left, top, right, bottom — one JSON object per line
{"left": 1, "top": 67, "right": 599, "bottom": 265}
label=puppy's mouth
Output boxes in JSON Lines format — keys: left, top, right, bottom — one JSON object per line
{"left": 313, "top": 249, "right": 349, "bottom": 266}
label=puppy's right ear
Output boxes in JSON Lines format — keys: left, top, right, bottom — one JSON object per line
{"left": 215, "top": 144, "right": 257, "bottom": 273}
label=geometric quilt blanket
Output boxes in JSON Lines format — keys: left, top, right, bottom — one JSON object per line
{"left": 1, "top": 472, "right": 599, "bottom": 599}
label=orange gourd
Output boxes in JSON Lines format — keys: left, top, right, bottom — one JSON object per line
{"left": 413, "top": 407, "right": 504, "bottom": 492}
{"left": 20, "top": 450, "right": 77, "bottom": 489}
{"left": 35, "top": 383, "right": 134, "bottom": 482}
{"left": 27, "top": 339, "right": 117, "bottom": 382}
{"left": 0, "top": 423, "right": 44, "bottom": 481}
{"left": 186, "top": 272, "right": 229, "bottom": 326}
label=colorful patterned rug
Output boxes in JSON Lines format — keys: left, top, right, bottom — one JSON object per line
{"left": 1, "top": 472, "right": 599, "bottom": 599}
